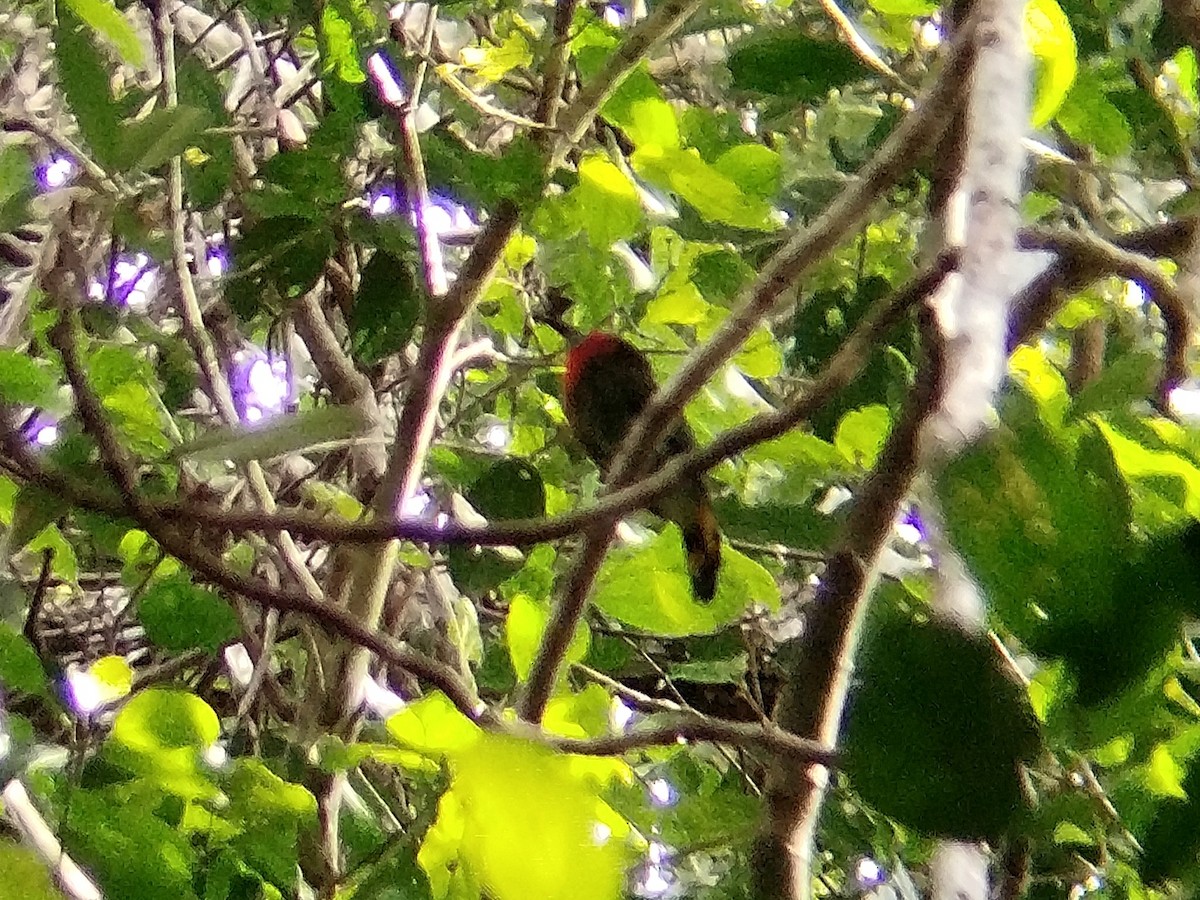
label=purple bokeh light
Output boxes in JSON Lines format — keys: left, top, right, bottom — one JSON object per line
{"left": 34, "top": 153, "right": 77, "bottom": 191}
{"left": 231, "top": 348, "right": 291, "bottom": 423}
{"left": 88, "top": 252, "right": 157, "bottom": 311}
{"left": 22, "top": 412, "right": 59, "bottom": 448}
{"left": 204, "top": 244, "right": 230, "bottom": 278}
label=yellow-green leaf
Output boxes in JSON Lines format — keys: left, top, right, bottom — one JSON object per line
{"left": 63, "top": 0, "right": 145, "bottom": 68}
{"left": 1024, "top": 0, "right": 1077, "bottom": 127}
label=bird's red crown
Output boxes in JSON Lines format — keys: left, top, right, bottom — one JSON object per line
{"left": 563, "top": 331, "right": 627, "bottom": 397}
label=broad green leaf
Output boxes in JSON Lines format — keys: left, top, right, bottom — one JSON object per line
{"left": 319, "top": 4, "right": 366, "bottom": 83}
{"left": 0, "top": 146, "right": 33, "bottom": 233}
{"left": 0, "top": 842, "right": 62, "bottom": 900}
{"left": 667, "top": 654, "right": 748, "bottom": 685}
{"left": 62, "top": 787, "right": 200, "bottom": 900}
{"left": 419, "top": 733, "right": 631, "bottom": 900}
{"left": 462, "top": 30, "right": 533, "bottom": 82}
{"left": 601, "top": 66, "right": 680, "bottom": 149}
{"left": 1057, "top": 70, "right": 1133, "bottom": 156}
{"left": 834, "top": 405, "right": 892, "bottom": 469}
{"left": 0, "top": 623, "right": 46, "bottom": 696}
{"left": 27, "top": 523, "right": 79, "bottom": 582}
{"left": 108, "top": 689, "right": 220, "bottom": 800}
{"left": 593, "top": 525, "right": 780, "bottom": 635}
{"left": 102, "top": 381, "right": 171, "bottom": 456}
{"left": 842, "top": 616, "right": 1041, "bottom": 840}
{"left": 387, "top": 692, "right": 482, "bottom": 759}
{"left": 54, "top": 3, "right": 122, "bottom": 167}
{"left": 1025, "top": 0, "right": 1078, "bottom": 127}
{"left": 116, "top": 105, "right": 214, "bottom": 172}
{"left": 7, "top": 485, "right": 62, "bottom": 553}
{"left": 226, "top": 216, "right": 336, "bottom": 318}
{"left": 350, "top": 249, "right": 421, "bottom": 365}
{"left": 1142, "top": 761, "right": 1200, "bottom": 884}
{"left": 1146, "top": 744, "right": 1188, "bottom": 799}
{"left": 467, "top": 458, "right": 546, "bottom": 520}
{"left": 177, "top": 57, "right": 235, "bottom": 209}
{"left": 727, "top": 29, "right": 870, "bottom": 101}
{"left": 505, "top": 593, "right": 589, "bottom": 682}
{"left": 868, "top": 0, "right": 937, "bottom": 15}
{"left": 643, "top": 283, "right": 708, "bottom": 325}
{"left": 572, "top": 155, "right": 644, "bottom": 247}
{"left": 632, "top": 146, "right": 775, "bottom": 231}
{"left": 300, "top": 481, "right": 365, "bottom": 520}
{"left": 112, "top": 688, "right": 219, "bottom": 750}
{"left": 0, "top": 351, "right": 58, "bottom": 408}
{"left": 63, "top": 0, "right": 144, "bottom": 67}
{"left": 139, "top": 574, "right": 239, "bottom": 653}
{"left": 174, "top": 405, "right": 372, "bottom": 463}
{"left": 89, "top": 655, "right": 133, "bottom": 702}
{"left": 0, "top": 476, "right": 16, "bottom": 527}
{"left": 712, "top": 144, "right": 781, "bottom": 200}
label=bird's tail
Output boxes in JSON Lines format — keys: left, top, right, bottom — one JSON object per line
{"left": 681, "top": 498, "right": 722, "bottom": 603}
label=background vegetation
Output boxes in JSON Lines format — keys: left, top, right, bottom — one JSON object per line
{"left": 2, "top": 0, "right": 1200, "bottom": 898}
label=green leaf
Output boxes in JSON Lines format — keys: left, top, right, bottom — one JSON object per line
{"left": 319, "top": 4, "right": 366, "bottom": 83}
{"left": 1025, "top": 0, "right": 1078, "bottom": 127}
{"left": 601, "top": 66, "right": 680, "bottom": 149}
{"left": 506, "top": 593, "right": 589, "bottom": 682}
{"left": 0, "top": 841, "right": 62, "bottom": 900}
{"left": 63, "top": 0, "right": 144, "bottom": 67}
{"left": 632, "top": 146, "right": 775, "bottom": 231}
{"left": 7, "top": 484, "right": 62, "bottom": 553}
{"left": 0, "top": 146, "right": 33, "bottom": 233}
{"left": 54, "top": 3, "right": 122, "bottom": 167}
{"left": 834, "top": 405, "right": 892, "bottom": 469}
{"left": 1056, "top": 70, "right": 1133, "bottom": 156}
{"left": 139, "top": 574, "right": 239, "bottom": 653}
{"left": 116, "top": 105, "right": 214, "bottom": 172}
{"left": 27, "top": 523, "right": 79, "bottom": 582}
{"left": 571, "top": 155, "right": 644, "bottom": 248}
{"left": 467, "top": 458, "right": 546, "bottom": 521}
{"left": 842, "top": 616, "right": 1041, "bottom": 840}
{"left": 0, "top": 623, "right": 46, "bottom": 696}
{"left": 103, "top": 381, "right": 171, "bottom": 456}
{"left": 710, "top": 498, "right": 836, "bottom": 551}
{"left": 176, "top": 58, "right": 235, "bottom": 210}
{"left": 667, "top": 653, "right": 748, "bottom": 685}
{"left": 112, "top": 688, "right": 219, "bottom": 749}
{"left": 727, "top": 29, "right": 870, "bottom": 101}
{"left": 175, "top": 405, "right": 372, "bottom": 463}
{"left": 226, "top": 215, "right": 335, "bottom": 318}
{"left": 593, "top": 525, "right": 779, "bottom": 635}
{"left": 1142, "top": 760, "right": 1200, "bottom": 885}
{"left": 62, "top": 787, "right": 200, "bottom": 900}
{"left": 419, "top": 733, "right": 630, "bottom": 900}
{"left": 712, "top": 144, "right": 781, "bottom": 200}
{"left": 867, "top": 0, "right": 937, "bottom": 15}
{"left": 0, "top": 351, "right": 58, "bottom": 408}
{"left": 107, "top": 689, "right": 220, "bottom": 800}
{"left": 349, "top": 250, "right": 421, "bottom": 365}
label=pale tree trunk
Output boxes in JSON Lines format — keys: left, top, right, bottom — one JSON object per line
{"left": 922, "top": 0, "right": 1031, "bottom": 896}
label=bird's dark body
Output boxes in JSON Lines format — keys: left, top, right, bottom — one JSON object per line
{"left": 563, "top": 333, "right": 721, "bottom": 601}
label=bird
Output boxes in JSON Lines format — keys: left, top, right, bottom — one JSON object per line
{"left": 562, "top": 331, "right": 721, "bottom": 601}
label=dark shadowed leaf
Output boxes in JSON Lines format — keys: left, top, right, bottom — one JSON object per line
{"left": 842, "top": 617, "right": 1041, "bottom": 840}
{"left": 54, "top": 3, "right": 122, "bottom": 167}
{"left": 350, "top": 249, "right": 421, "bottom": 365}
{"left": 0, "top": 624, "right": 46, "bottom": 696}
{"left": 139, "top": 574, "right": 239, "bottom": 653}
{"left": 728, "top": 30, "right": 870, "bottom": 101}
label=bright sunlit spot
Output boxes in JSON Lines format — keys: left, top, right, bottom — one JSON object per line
{"left": 368, "top": 51, "right": 407, "bottom": 108}
{"left": 648, "top": 778, "right": 677, "bottom": 807}
{"left": 591, "top": 821, "right": 612, "bottom": 845}
{"left": 65, "top": 666, "right": 105, "bottom": 718}
{"left": 205, "top": 245, "right": 230, "bottom": 278}
{"left": 224, "top": 644, "right": 254, "bottom": 688}
{"left": 1122, "top": 279, "right": 1148, "bottom": 309}
{"left": 610, "top": 697, "right": 635, "bottom": 732}
{"left": 235, "top": 351, "right": 291, "bottom": 423}
{"left": 481, "top": 422, "right": 510, "bottom": 450}
{"left": 1169, "top": 383, "right": 1200, "bottom": 420}
{"left": 400, "top": 489, "right": 434, "bottom": 519}
{"left": 855, "top": 856, "right": 886, "bottom": 889}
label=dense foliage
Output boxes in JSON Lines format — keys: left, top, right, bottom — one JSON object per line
{"left": 4, "top": 0, "right": 1200, "bottom": 898}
